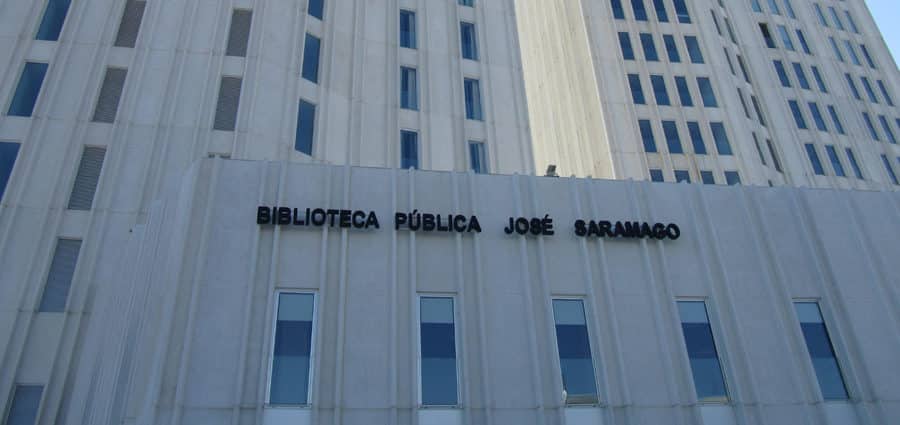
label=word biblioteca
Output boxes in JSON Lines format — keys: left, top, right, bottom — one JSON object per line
{"left": 256, "top": 206, "right": 681, "bottom": 241}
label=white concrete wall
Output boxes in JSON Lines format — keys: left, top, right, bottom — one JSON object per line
{"left": 37, "top": 158, "right": 900, "bottom": 425}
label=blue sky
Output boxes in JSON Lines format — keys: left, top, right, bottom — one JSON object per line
{"left": 867, "top": 0, "right": 900, "bottom": 65}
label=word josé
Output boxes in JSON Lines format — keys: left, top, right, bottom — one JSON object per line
{"left": 257, "top": 207, "right": 680, "bottom": 240}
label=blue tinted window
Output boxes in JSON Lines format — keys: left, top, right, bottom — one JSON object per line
{"left": 8, "top": 63, "right": 48, "bottom": 117}
{"left": 270, "top": 293, "right": 315, "bottom": 405}
{"left": 401, "top": 130, "right": 419, "bottom": 169}
{"left": 826, "top": 145, "right": 845, "bottom": 177}
{"left": 710, "top": 122, "right": 732, "bottom": 155}
{"left": 845, "top": 74, "right": 860, "bottom": 100}
{"left": 687, "top": 121, "right": 705, "bottom": 154}
{"left": 877, "top": 81, "right": 893, "bottom": 106}
{"left": 420, "top": 297, "right": 458, "bottom": 405}
{"left": 809, "top": 103, "right": 827, "bottom": 132}
{"left": 639, "top": 119, "right": 657, "bottom": 152}
{"left": 814, "top": 4, "right": 828, "bottom": 26}
{"left": 631, "top": 0, "right": 648, "bottom": 20}
{"left": 784, "top": 0, "right": 796, "bottom": 18}
{"left": 308, "top": 0, "right": 324, "bottom": 19}
{"left": 862, "top": 112, "right": 879, "bottom": 141}
{"left": 650, "top": 169, "right": 664, "bottom": 182}
{"left": 678, "top": 301, "right": 728, "bottom": 402}
{"left": 789, "top": 100, "right": 807, "bottom": 129}
{"left": 879, "top": 115, "right": 896, "bottom": 144}
{"left": 673, "top": 0, "right": 691, "bottom": 23}
{"left": 36, "top": 0, "right": 72, "bottom": 41}
{"left": 750, "top": 0, "right": 761, "bottom": 13}
{"left": 301, "top": 34, "right": 321, "bottom": 83}
{"left": 663, "top": 120, "right": 683, "bottom": 153}
{"left": 845, "top": 10, "right": 859, "bottom": 34}
{"left": 464, "top": 78, "right": 483, "bottom": 121}
{"left": 827, "top": 106, "right": 844, "bottom": 134}
{"left": 628, "top": 74, "right": 645, "bottom": 104}
{"left": 400, "top": 10, "right": 416, "bottom": 49}
{"left": 685, "top": 36, "right": 704, "bottom": 63}
{"left": 794, "top": 303, "right": 849, "bottom": 400}
{"left": 768, "top": 140, "right": 783, "bottom": 173}
{"left": 830, "top": 38, "right": 844, "bottom": 62}
{"left": 760, "top": 24, "right": 776, "bottom": 48}
{"left": 0, "top": 142, "right": 20, "bottom": 202}
{"left": 295, "top": 100, "right": 316, "bottom": 155}
{"left": 793, "top": 63, "right": 810, "bottom": 90}
{"left": 653, "top": 0, "right": 668, "bottom": 21}
{"left": 663, "top": 35, "right": 680, "bottom": 62}
{"left": 640, "top": 33, "right": 658, "bottom": 62}
{"left": 883, "top": 155, "right": 899, "bottom": 184}
{"left": 697, "top": 77, "right": 717, "bottom": 107}
{"left": 650, "top": 75, "right": 670, "bottom": 106}
{"left": 811, "top": 66, "right": 827, "bottom": 93}
{"left": 5, "top": 385, "right": 43, "bottom": 425}
{"left": 469, "top": 141, "right": 487, "bottom": 174}
{"left": 700, "top": 170, "right": 715, "bottom": 184}
{"left": 552, "top": 299, "right": 598, "bottom": 404}
{"left": 400, "top": 67, "right": 418, "bottom": 110}
{"left": 860, "top": 77, "right": 878, "bottom": 103}
{"left": 724, "top": 171, "right": 741, "bottom": 185}
{"left": 805, "top": 144, "right": 825, "bottom": 175}
{"left": 777, "top": 25, "right": 794, "bottom": 50}
{"left": 674, "top": 76, "right": 693, "bottom": 107}
{"left": 611, "top": 0, "right": 625, "bottom": 19}
{"left": 796, "top": 30, "right": 811, "bottom": 54}
{"left": 773, "top": 61, "right": 790, "bottom": 87}
{"left": 846, "top": 149, "right": 863, "bottom": 179}
{"left": 859, "top": 44, "right": 876, "bottom": 69}
{"left": 618, "top": 32, "right": 635, "bottom": 60}
{"left": 844, "top": 40, "right": 860, "bottom": 65}
{"left": 766, "top": 0, "right": 780, "bottom": 14}
{"left": 458, "top": 0, "right": 474, "bottom": 5}
{"left": 674, "top": 170, "right": 690, "bottom": 183}
{"left": 460, "top": 22, "right": 478, "bottom": 60}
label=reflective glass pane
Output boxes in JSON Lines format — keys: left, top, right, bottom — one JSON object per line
{"left": 678, "top": 301, "right": 728, "bottom": 402}
{"left": 36, "top": 0, "right": 72, "bottom": 41}
{"left": 552, "top": 299, "right": 598, "bottom": 404}
{"left": 8, "top": 63, "right": 49, "bottom": 117}
{"left": 0, "top": 142, "right": 20, "bottom": 202}
{"left": 5, "top": 385, "right": 43, "bottom": 425}
{"left": 794, "top": 302, "right": 848, "bottom": 400}
{"left": 421, "top": 297, "right": 458, "bottom": 406}
{"left": 270, "top": 293, "right": 315, "bottom": 405}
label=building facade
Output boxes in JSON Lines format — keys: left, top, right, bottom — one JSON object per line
{"left": 2, "top": 1, "right": 900, "bottom": 425}
{"left": 517, "top": 0, "right": 900, "bottom": 189}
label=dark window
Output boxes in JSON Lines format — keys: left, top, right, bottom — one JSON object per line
{"left": 710, "top": 122, "right": 732, "bottom": 155}
{"left": 269, "top": 293, "right": 315, "bottom": 405}
{"left": 7, "top": 63, "right": 49, "bottom": 117}
{"left": 697, "top": 77, "right": 717, "bottom": 107}
{"left": 687, "top": 121, "right": 706, "bottom": 154}
{"left": 38, "top": 239, "right": 82, "bottom": 312}
{"left": 301, "top": 34, "right": 321, "bottom": 83}
{"left": 611, "top": 0, "right": 625, "bottom": 19}
{"left": 678, "top": 301, "right": 728, "bottom": 402}
{"left": 36, "top": 0, "right": 72, "bottom": 41}
{"left": 225, "top": 9, "right": 252, "bottom": 57}
{"left": 631, "top": 0, "right": 648, "bottom": 21}
{"left": 401, "top": 130, "right": 419, "bottom": 169}
{"left": 464, "top": 78, "right": 483, "bottom": 121}
{"left": 460, "top": 22, "right": 478, "bottom": 60}
{"left": 552, "top": 299, "right": 599, "bottom": 404}
{"left": 619, "top": 32, "right": 635, "bottom": 60}
{"left": 653, "top": 0, "right": 669, "bottom": 21}
{"left": 308, "top": 0, "right": 324, "bottom": 19}
{"left": 826, "top": 145, "right": 845, "bottom": 177}
{"left": 700, "top": 171, "right": 715, "bottom": 184}
{"left": 92, "top": 68, "right": 128, "bottom": 123}
{"left": 4, "top": 385, "right": 43, "bottom": 425}
{"left": 685, "top": 36, "right": 704, "bottom": 63}
{"left": 212, "top": 76, "right": 242, "bottom": 131}
{"left": 113, "top": 0, "right": 147, "bottom": 48}
{"left": 400, "top": 67, "right": 418, "bottom": 110}
{"left": 788, "top": 100, "right": 807, "bottom": 129}
{"left": 0, "top": 142, "right": 20, "bottom": 202}
{"left": 674, "top": 76, "right": 693, "bottom": 106}
{"left": 663, "top": 120, "right": 683, "bottom": 153}
{"left": 663, "top": 35, "right": 681, "bottom": 62}
{"left": 650, "top": 169, "right": 664, "bottom": 182}
{"left": 640, "top": 33, "right": 659, "bottom": 61}
{"left": 805, "top": 144, "right": 825, "bottom": 175}
{"left": 794, "top": 302, "right": 849, "bottom": 400}
{"left": 724, "top": 171, "right": 741, "bottom": 185}
{"left": 67, "top": 147, "right": 106, "bottom": 211}
{"left": 639, "top": 119, "right": 657, "bottom": 152}
{"left": 400, "top": 10, "right": 416, "bottom": 49}
{"left": 295, "top": 100, "right": 316, "bottom": 155}
{"left": 650, "top": 75, "right": 670, "bottom": 105}
{"left": 420, "top": 297, "right": 459, "bottom": 405}
{"left": 673, "top": 0, "right": 691, "bottom": 23}
{"left": 628, "top": 74, "right": 646, "bottom": 105}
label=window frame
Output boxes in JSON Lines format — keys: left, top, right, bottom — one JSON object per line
{"left": 674, "top": 297, "right": 731, "bottom": 404}
{"left": 549, "top": 296, "right": 601, "bottom": 406}
{"left": 416, "top": 293, "right": 462, "bottom": 407}
{"left": 265, "top": 290, "right": 319, "bottom": 407}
